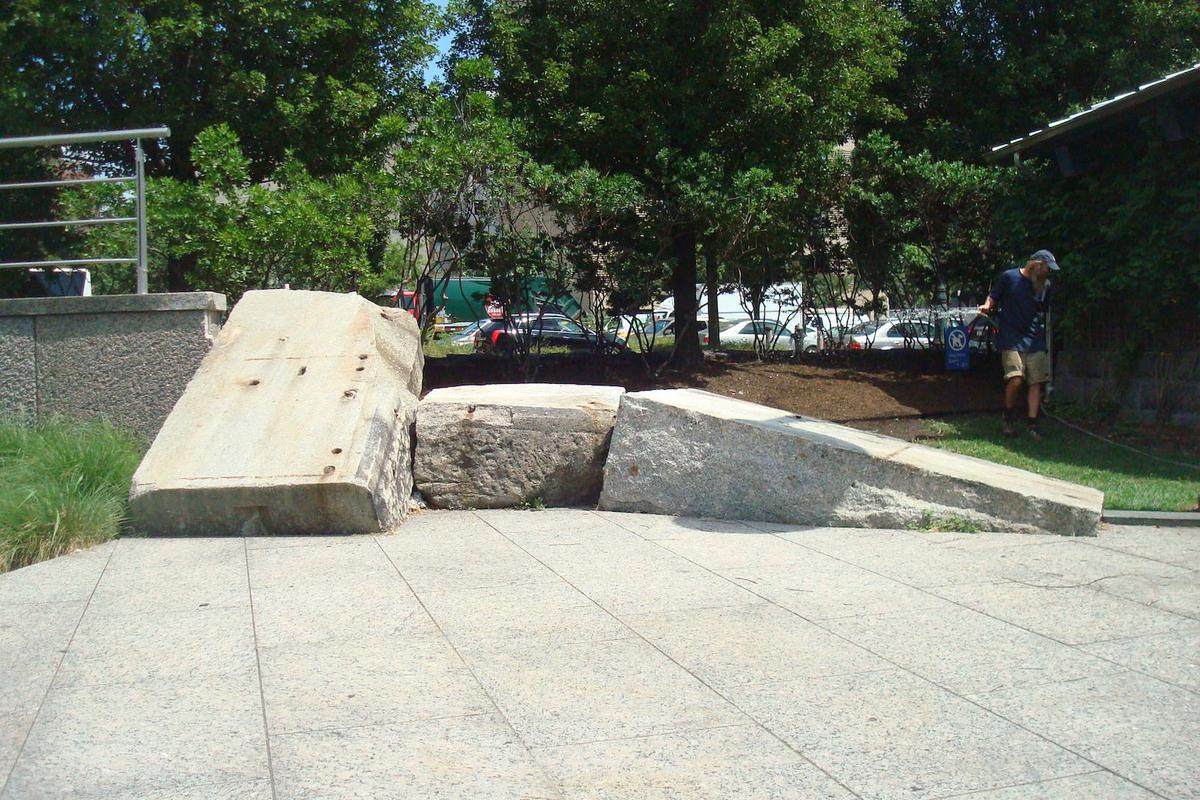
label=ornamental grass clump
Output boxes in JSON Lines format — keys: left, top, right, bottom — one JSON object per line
{"left": 0, "top": 419, "right": 144, "bottom": 572}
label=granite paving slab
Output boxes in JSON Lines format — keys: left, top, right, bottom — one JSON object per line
{"left": 0, "top": 516, "right": 1194, "bottom": 800}
{"left": 971, "top": 671, "right": 1200, "bottom": 799}
{"left": 727, "top": 669, "right": 1090, "bottom": 800}
{"left": 1080, "top": 629, "right": 1200, "bottom": 694}
{"left": 531, "top": 724, "right": 856, "bottom": 800}
{"left": 931, "top": 579, "right": 1200, "bottom": 645}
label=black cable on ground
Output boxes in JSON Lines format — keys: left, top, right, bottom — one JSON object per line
{"left": 1042, "top": 409, "right": 1200, "bottom": 472}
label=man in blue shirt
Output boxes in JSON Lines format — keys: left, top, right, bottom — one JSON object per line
{"left": 978, "top": 249, "right": 1059, "bottom": 440}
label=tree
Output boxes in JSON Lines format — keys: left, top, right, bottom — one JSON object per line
{"left": 381, "top": 82, "right": 556, "bottom": 340}
{"left": 844, "top": 131, "right": 1012, "bottom": 314}
{"left": 1, "top": 0, "right": 437, "bottom": 287}
{"left": 460, "top": 0, "right": 903, "bottom": 365}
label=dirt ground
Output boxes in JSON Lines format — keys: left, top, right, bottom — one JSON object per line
{"left": 424, "top": 349, "right": 1200, "bottom": 458}
{"left": 427, "top": 350, "right": 999, "bottom": 433}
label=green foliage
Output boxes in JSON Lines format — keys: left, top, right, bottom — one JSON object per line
{"left": 518, "top": 496, "right": 546, "bottom": 511}
{"left": 870, "top": 0, "right": 1200, "bottom": 159}
{"left": 61, "top": 125, "right": 390, "bottom": 300}
{"left": 385, "top": 88, "right": 563, "bottom": 341}
{"left": 467, "top": 0, "right": 904, "bottom": 364}
{"left": 844, "top": 131, "right": 1014, "bottom": 308}
{"left": 908, "top": 510, "right": 980, "bottom": 534}
{"left": 998, "top": 131, "right": 1200, "bottom": 356}
{"left": 0, "top": 419, "right": 145, "bottom": 572}
{"left": 0, "top": 0, "right": 438, "bottom": 181}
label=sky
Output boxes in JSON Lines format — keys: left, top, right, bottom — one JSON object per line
{"left": 423, "top": 0, "right": 453, "bottom": 84}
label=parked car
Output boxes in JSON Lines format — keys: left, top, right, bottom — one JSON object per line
{"left": 474, "top": 313, "right": 627, "bottom": 353}
{"left": 446, "top": 319, "right": 486, "bottom": 348}
{"left": 606, "top": 313, "right": 657, "bottom": 342}
{"left": 846, "top": 319, "right": 937, "bottom": 350}
{"left": 650, "top": 318, "right": 710, "bottom": 337}
{"left": 711, "top": 319, "right": 796, "bottom": 351}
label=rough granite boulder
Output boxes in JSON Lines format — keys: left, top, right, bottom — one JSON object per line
{"left": 599, "top": 389, "right": 1103, "bottom": 536}
{"left": 129, "top": 289, "right": 423, "bottom": 535}
{"left": 414, "top": 384, "right": 625, "bottom": 509}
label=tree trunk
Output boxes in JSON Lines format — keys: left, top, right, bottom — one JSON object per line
{"left": 669, "top": 223, "right": 703, "bottom": 367}
{"left": 705, "top": 249, "right": 720, "bottom": 348}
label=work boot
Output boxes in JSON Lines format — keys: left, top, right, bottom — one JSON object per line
{"left": 1002, "top": 409, "right": 1017, "bottom": 437}
{"left": 1026, "top": 418, "right": 1043, "bottom": 442}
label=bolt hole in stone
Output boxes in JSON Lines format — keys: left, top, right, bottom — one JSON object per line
{"left": 343, "top": 389, "right": 357, "bottom": 398}
{"left": 331, "top": 448, "right": 343, "bottom": 454}
{"left": 249, "top": 380, "right": 261, "bottom": 386}
{"left": 358, "top": 354, "right": 369, "bottom": 360}
{"left": 298, "top": 366, "right": 307, "bottom": 376}
{"left": 356, "top": 366, "right": 365, "bottom": 372}
{"left": 323, "top": 465, "right": 336, "bottom": 475}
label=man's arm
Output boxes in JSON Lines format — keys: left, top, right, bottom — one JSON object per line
{"left": 978, "top": 273, "right": 1005, "bottom": 315}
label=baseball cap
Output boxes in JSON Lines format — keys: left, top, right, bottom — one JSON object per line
{"left": 1030, "top": 249, "right": 1059, "bottom": 270}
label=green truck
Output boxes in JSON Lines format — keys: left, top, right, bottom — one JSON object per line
{"left": 378, "top": 275, "right": 585, "bottom": 329}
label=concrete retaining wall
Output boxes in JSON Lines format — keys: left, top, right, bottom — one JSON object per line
{"left": 1056, "top": 350, "right": 1200, "bottom": 429}
{"left": 0, "top": 293, "right": 226, "bottom": 437}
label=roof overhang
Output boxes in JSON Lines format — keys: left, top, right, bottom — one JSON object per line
{"left": 988, "top": 62, "right": 1200, "bottom": 163}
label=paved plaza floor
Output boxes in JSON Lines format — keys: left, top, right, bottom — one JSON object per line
{"left": 1, "top": 509, "right": 1197, "bottom": 799}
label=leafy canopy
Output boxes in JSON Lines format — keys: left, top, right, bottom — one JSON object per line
{"left": 1, "top": 0, "right": 439, "bottom": 179}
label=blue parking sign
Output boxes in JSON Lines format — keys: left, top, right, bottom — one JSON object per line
{"left": 945, "top": 323, "right": 970, "bottom": 370}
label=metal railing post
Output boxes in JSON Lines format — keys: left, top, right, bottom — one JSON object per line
{"left": 135, "top": 139, "right": 148, "bottom": 294}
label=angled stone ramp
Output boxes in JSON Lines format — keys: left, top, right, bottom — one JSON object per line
{"left": 414, "top": 383, "right": 625, "bottom": 509}
{"left": 130, "top": 290, "right": 423, "bottom": 536}
{"left": 599, "top": 389, "right": 1103, "bottom": 536}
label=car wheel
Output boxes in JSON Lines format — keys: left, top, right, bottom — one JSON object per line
{"left": 804, "top": 345, "right": 817, "bottom": 353}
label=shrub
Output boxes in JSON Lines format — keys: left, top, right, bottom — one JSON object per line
{"left": 0, "top": 418, "right": 144, "bottom": 572}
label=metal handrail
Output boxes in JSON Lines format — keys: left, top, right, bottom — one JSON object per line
{"left": 0, "top": 128, "right": 171, "bottom": 148}
{"left": 0, "top": 176, "right": 135, "bottom": 191}
{"left": 0, "top": 127, "right": 170, "bottom": 293}
{"left": 0, "top": 217, "right": 137, "bottom": 230}
{"left": 0, "top": 258, "right": 137, "bottom": 268}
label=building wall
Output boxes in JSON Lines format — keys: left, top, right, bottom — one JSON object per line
{"left": 0, "top": 293, "right": 226, "bottom": 439}
{"left": 1055, "top": 350, "right": 1200, "bottom": 429}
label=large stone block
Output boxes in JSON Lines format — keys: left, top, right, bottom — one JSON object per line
{"left": 130, "top": 290, "right": 423, "bottom": 535}
{"left": 414, "top": 384, "right": 624, "bottom": 509}
{"left": 598, "top": 389, "right": 1103, "bottom": 536}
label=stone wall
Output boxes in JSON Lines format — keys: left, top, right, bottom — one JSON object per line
{"left": 0, "top": 293, "right": 226, "bottom": 437}
{"left": 1055, "top": 350, "right": 1200, "bottom": 428}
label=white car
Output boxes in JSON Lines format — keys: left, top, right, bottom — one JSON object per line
{"left": 846, "top": 319, "right": 937, "bottom": 350}
{"left": 713, "top": 319, "right": 796, "bottom": 351}
{"left": 446, "top": 319, "right": 486, "bottom": 347}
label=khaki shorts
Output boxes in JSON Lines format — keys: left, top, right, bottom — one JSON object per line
{"left": 1001, "top": 350, "right": 1049, "bottom": 384}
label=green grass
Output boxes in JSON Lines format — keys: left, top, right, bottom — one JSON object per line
{"left": 927, "top": 416, "right": 1200, "bottom": 512}
{"left": 0, "top": 419, "right": 145, "bottom": 572}
{"left": 908, "top": 510, "right": 981, "bottom": 533}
